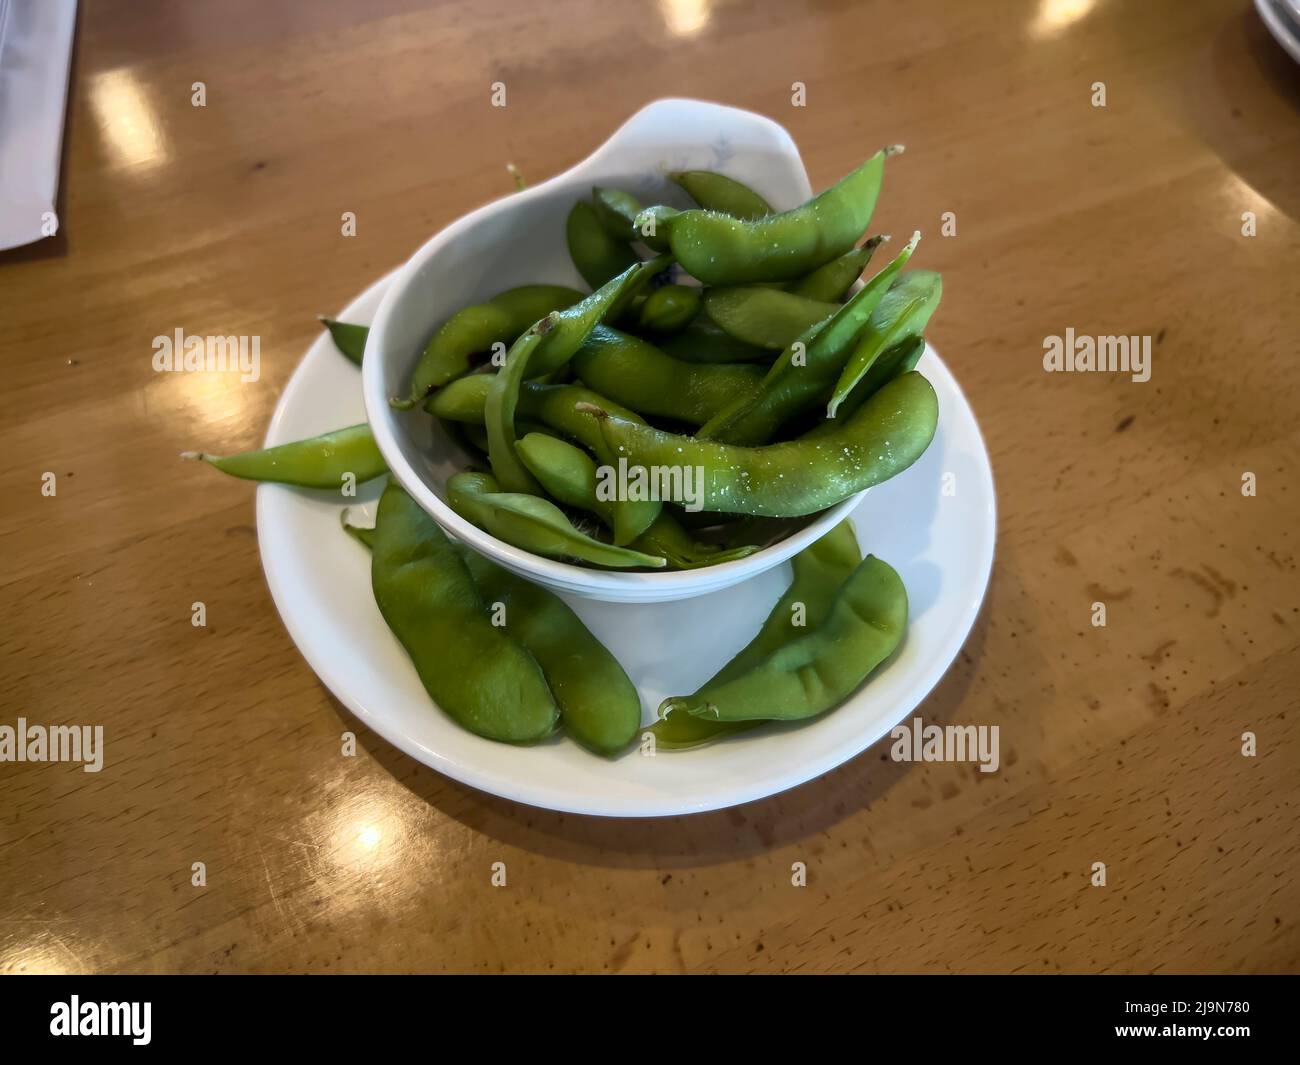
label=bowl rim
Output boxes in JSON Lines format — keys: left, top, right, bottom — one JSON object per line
{"left": 361, "top": 98, "right": 863, "bottom": 596}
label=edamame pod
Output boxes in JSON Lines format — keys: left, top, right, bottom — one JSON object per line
{"left": 370, "top": 482, "right": 560, "bottom": 743}
{"left": 566, "top": 201, "right": 639, "bottom": 289}
{"left": 828, "top": 276, "right": 942, "bottom": 417}
{"left": 804, "top": 335, "right": 926, "bottom": 434}
{"left": 650, "top": 519, "right": 860, "bottom": 748}
{"left": 348, "top": 507, "right": 640, "bottom": 755}
{"left": 670, "top": 555, "right": 907, "bottom": 722}
{"left": 181, "top": 424, "right": 386, "bottom": 489}
{"left": 485, "top": 316, "right": 554, "bottom": 494}
{"left": 659, "top": 318, "right": 773, "bottom": 364}
{"left": 515, "top": 433, "right": 758, "bottom": 570}
{"left": 457, "top": 550, "right": 642, "bottom": 755}
{"left": 669, "top": 171, "right": 774, "bottom": 220}
{"left": 428, "top": 377, "right": 643, "bottom": 453}
{"left": 529, "top": 256, "right": 668, "bottom": 378}
{"left": 319, "top": 317, "right": 367, "bottom": 365}
{"left": 634, "top": 284, "right": 701, "bottom": 333}
{"left": 580, "top": 371, "right": 938, "bottom": 518}
{"left": 592, "top": 187, "right": 670, "bottom": 250}
{"left": 393, "top": 284, "right": 583, "bottom": 408}
{"left": 703, "top": 287, "right": 838, "bottom": 350}
{"left": 699, "top": 236, "right": 922, "bottom": 445}
{"left": 447, "top": 471, "right": 666, "bottom": 569}
{"left": 572, "top": 325, "right": 767, "bottom": 427}
{"left": 787, "top": 237, "right": 885, "bottom": 302}
{"left": 646, "top": 147, "right": 900, "bottom": 284}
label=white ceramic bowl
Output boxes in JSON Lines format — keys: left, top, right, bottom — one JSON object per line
{"left": 364, "top": 98, "right": 869, "bottom": 603}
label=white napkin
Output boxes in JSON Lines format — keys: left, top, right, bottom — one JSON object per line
{"left": 0, "top": 0, "right": 77, "bottom": 251}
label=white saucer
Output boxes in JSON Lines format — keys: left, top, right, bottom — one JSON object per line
{"left": 256, "top": 275, "right": 996, "bottom": 817}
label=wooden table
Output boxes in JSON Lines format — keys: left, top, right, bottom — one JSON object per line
{"left": 2, "top": 0, "right": 1297, "bottom": 975}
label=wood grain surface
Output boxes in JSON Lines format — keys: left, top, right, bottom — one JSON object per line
{"left": 1, "top": 0, "right": 1297, "bottom": 974}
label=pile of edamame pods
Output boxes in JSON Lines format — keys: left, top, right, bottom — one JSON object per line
{"left": 187, "top": 148, "right": 940, "bottom": 753}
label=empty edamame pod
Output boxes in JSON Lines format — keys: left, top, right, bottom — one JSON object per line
{"left": 319, "top": 317, "right": 368, "bottom": 365}
{"left": 699, "top": 236, "right": 922, "bottom": 445}
{"left": 566, "top": 200, "right": 639, "bottom": 289}
{"left": 447, "top": 471, "right": 666, "bottom": 568}
{"left": 702, "top": 286, "right": 838, "bottom": 349}
{"left": 571, "top": 325, "right": 767, "bottom": 427}
{"left": 370, "top": 482, "right": 559, "bottom": 743}
{"left": 669, "top": 170, "right": 773, "bottom": 219}
{"left": 666, "top": 554, "right": 907, "bottom": 722}
{"left": 579, "top": 370, "right": 938, "bottom": 518}
{"left": 644, "top": 146, "right": 901, "bottom": 284}
{"left": 393, "top": 284, "right": 583, "bottom": 408}
{"left": 181, "top": 424, "right": 386, "bottom": 489}
{"left": 514, "top": 432, "right": 758, "bottom": 569}
{"left": 828, "top": 274, "right": 941, "bottom": 416}
{"left": 650, "top": 519, "right": 861, "bottom": 748}
{"left": 787, "top": 237, "right": 885, "bottom": 302}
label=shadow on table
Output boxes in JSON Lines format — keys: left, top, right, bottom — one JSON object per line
{"left": 334, "top": 586, "right": 993, "bottom": 871}
{"left": 1139, "top": 7, "right": 1300, "bottom": 224}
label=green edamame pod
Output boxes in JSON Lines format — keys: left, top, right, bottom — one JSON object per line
{"left": 702, "top": 287, "right": 838, "bottom": 350}
{"left": 580, "top": 370, "right": 938, "bottom": 518}
{"left": 669, "top": 171, "right": 773, "bottom": 220}
{"left": 805, "top": 335, "right": 926, "bottom": 434}
{"left": 347, "top": 507, "right": 640, "bottom": 755}
{"left": 632, "top": 513, "right": 760, "bottom": 570}
{"left": 529, "top": 256, "right": 668, "bottom": 378}
{"left": 828, "top": 274, "right": 942, "bottom": 417}
{"left": 650, "top": 519, "right": 860, "bottom": 748}
{"left": 515, "top": 433, "right": 757, "bottom": 570}
{"left": 647, "top": 147, "right": 901, "bottom": 284}
{"left": 319, "top": 317, "right": 367, "bottom": 366}
{"left": 181, "top": 424, "right": 386, "bottom": 489}
{"left": 427, "top": 377, "right": 643, "bottom": 454}
{"left": 787, "top": 237, "right": 885, "bottom": 302}
{"left": 520, "top": 261, "right": 668, "bottom": 542}
{"left": 447, "top": 471, "right": 666, "bottom": 569}
{"left": 635, "top": 284, "right": 701, "bottom": 333}
{"left": 592, "top": 187, "right": 670, "bottom": 251}
{"left": 485, "top": 316, "right": 555, "bottom": 494}
{"left": 370, "top": 482, "right": 560, "bottom": 743}
{"left": 699, "top": 234, "right": 921, "bottom": 444}
{"left": 572, "top": 325, "right": 766, "bottom": 427}
{"left": 457, "top": 550, "right": 641, "bottom": 755}
{"left": 670, "top": 555, "right": 907, "bottom": 722}
{"left": 393, "top": 284, "right": 583, "bottom": 408}
{"left": 566, "top": 201, "right": 639, "bottom": 290}
{"left": 659, "top": 318, "right": 773, "bottom": 364}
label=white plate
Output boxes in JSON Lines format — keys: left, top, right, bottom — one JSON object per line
{"left": 257, "top": 274, "right": 995, "bottom": 817}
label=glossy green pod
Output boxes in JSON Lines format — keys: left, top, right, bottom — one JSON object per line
{"left": 181, "top": 423, "right": 386, "bottom": 489}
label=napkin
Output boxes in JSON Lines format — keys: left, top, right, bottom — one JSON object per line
{"left": 0, "top": 0, "right": 77, "bottom": 251}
